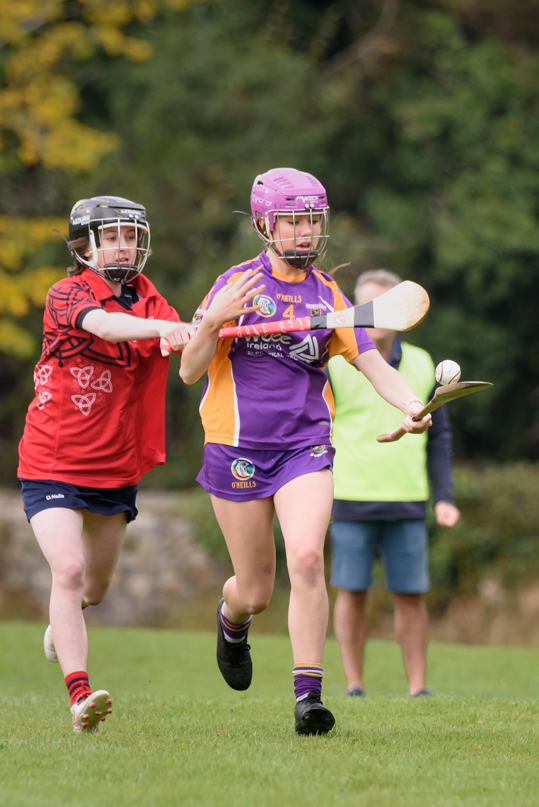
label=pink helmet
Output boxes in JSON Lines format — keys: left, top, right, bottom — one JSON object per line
{"left": 250, "top": 167, "right": 330, "bottom": 269}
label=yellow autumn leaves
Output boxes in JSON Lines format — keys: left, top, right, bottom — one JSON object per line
{"left": 0, "top": 0, "right": 204, "bottom": 356}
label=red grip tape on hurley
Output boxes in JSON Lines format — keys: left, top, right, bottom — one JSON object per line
{"left": 219, "top": 316, "right": 312, "bottom": 339}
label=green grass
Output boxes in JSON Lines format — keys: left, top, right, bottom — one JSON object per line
{"left": 1, "top": 623, "right": 539, "bottom": 806}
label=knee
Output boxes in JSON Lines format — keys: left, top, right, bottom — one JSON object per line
{"left": 244, "top": 599, "right": 270, "bottom": 615}
{"left": 53, "top": 559, "right": 85, "bottom": 591}
{"left": 83, "top": 581, "right": 111, "bottom": 607}
{"left": 83, "top": 592, "right": 106, "bottom": 607}
{"left": 288, "top": 549, "right": 324, "bottom": 586}
{"left": 338, "top": 589, "right": 367, "bottom": 608}
{"left": 394, "top": 593, "right": 424, "bottom": 614}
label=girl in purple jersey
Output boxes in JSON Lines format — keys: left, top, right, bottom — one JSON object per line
{"left": 180, "top": 168, "right": 431, "bottom": 735}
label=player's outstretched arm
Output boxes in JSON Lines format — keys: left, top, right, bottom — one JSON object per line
{"left": 81, "top": 310, "right": 194, "bottom": 352}
{"left": 352, "top": 349, "right": 432, "bottom": 434}
{"left": 180, "top": 269, "right": 264, "bottom": 385}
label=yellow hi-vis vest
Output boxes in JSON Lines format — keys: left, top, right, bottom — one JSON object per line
{"left": 329, "top": 342, "right": 435, "bottom": 502}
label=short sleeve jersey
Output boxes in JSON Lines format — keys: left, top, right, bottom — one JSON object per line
{"left": 194, "top": 251, "right": 375, "bottom": 450}
{"left": 18, "top": 268, "right": 180, "bottom": 487}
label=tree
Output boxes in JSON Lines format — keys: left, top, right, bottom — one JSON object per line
{"left": 0, "top": 0, "right": 203, "bottom": 357}
{"left": 318, "top": 5, "right": 539, "bottom": 458}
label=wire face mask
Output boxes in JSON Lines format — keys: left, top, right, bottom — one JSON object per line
{"left": 67, "top": 196, "right": 151, "bottom": 285}
{"left": 257, "top": 208, "right": 329, "bottom": 270}
{"left": 84, "top": 219, "right": 150, "bottom": 285}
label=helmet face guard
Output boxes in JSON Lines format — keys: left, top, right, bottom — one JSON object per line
{"left": 250, "top": 168, "right": 330, "bottom": 270}
{"left": 84, "top": 219, "right": 150, "bottom": 284}
{"left": 69, "top": 196, "right": 150, "bottom": 285}
{"left": 256, "top": 208, "right": 329, "bottom": 270}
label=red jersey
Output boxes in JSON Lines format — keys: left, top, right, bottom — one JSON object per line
{"left": 18, "top": 269, "right": 180, "bottom": 487}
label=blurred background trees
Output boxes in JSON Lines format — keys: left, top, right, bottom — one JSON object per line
{"left": 2, "top": 0, "right": 539, "bottom": 486}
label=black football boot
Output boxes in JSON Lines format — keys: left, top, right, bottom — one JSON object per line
{"left": 294, "top": 691, "right": 335, "bottom": 735}
{"left": 216, "top": 599, "right": 253, "bottom": 691}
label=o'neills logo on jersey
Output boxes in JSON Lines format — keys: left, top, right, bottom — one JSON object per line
{"left": 231, "top": 458, "right": 256, "bottom": 488}
{"left": 277, "top": 293, "right": 302, "bottom": 303}
{"left": 253, "top": 294, "right": 276, "bottom": 318}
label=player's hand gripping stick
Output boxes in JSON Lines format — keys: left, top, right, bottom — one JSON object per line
{"left": 376, "top": 381, "right": 493, "bottom": 443}
{"left": 160, "top": 338, "right": 175, "bottom": 357}
{"left": 219, "top": 280, "right": 430, "bottom": 339}
{"left": 159, "top": 322, "right": 197, "bottom": 356}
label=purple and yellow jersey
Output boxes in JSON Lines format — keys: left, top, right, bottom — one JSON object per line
{"left": 194, "top": 251, "right": 375, "bottom": 450}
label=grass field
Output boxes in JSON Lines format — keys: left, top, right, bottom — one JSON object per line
{"left": 1, "top": 623, "right": 539, "bottom": 806}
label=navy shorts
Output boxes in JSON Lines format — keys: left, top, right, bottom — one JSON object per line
{"left": 330, "top": 519, "right": 430, "bottom": 594}
{"left": 19, "top": 479, "right": 138, "bottom": 523}
{"left": 196, "top": 443, "right": 335, "bottom": 501}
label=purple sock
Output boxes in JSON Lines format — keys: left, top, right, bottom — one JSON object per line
{"left": 220, "top": 603, "right": 252, "bottom": 643}
{"left": 293, "top": 663, "right": 323, "bottom": 701}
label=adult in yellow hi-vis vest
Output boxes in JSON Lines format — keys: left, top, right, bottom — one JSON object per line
{"left": 329, "top": 270, "right": 460, "bottom": 697}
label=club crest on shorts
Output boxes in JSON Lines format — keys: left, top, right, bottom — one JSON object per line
{"left": 310, "top": 445, "right": 328, "bottom": 457}
{"left": 253, "top": 294, "right": 276, "bottom": 318}
{"left": 231, "top": 458, "right": 256, "bottom": 480}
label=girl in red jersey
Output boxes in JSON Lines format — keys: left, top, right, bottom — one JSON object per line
{"left": 18, "top": 196, "right": 193, "bottom": 733}
{"left": 180, "top": 168, "right": 432, "bottom": 735}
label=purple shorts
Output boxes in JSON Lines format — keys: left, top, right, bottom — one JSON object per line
{"left": 196, "top": 443, "right": 335, "bottom": 501}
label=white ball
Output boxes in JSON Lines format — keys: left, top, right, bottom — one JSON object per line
{"left": 435, "top": 360, "right": 461, "bottom": 386}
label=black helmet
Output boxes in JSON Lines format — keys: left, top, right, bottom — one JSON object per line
{"left": 68, "top": 196, "right": 150, "bottom": 284}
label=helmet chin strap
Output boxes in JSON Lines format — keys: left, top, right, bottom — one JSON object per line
{"left": 270, "top": 244, "right": 319, "bottom": 270}
{"left": 281, "top": 249, "right": 320, "bottom": 270}
{"left": 102, "top": 264, "right": 140, "bottom": 284}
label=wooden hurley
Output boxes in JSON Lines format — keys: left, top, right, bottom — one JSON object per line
{"left": 376, "top": 381, "right": 493, "bottom": 443}
{"left": 218, "top": 280, "right": 430, "bottom": 339}
{"left": 160, "top": 280, "right": 430, "bottom": 355}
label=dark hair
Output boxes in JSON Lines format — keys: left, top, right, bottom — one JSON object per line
{"left": 67, "top": 236, "right": 89, "bottom": 277}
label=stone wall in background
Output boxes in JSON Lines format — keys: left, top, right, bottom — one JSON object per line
{"left": 3, "top": 488, "right": 539, "bottom": 645}
{"left": 0, "top": 491, "right": 223, "bottom": 627}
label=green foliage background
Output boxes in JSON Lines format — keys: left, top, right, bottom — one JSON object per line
{"left": 2, "top": 0, "right": 539, "bottom": 486}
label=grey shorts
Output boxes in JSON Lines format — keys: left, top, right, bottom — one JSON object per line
{"left": 330, "top": 519, "right": 430, "bottom": 594}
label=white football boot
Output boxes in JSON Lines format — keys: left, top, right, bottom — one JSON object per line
{"left": 71, "top": 690, "right": 112, "bottom": 733}
{"left": 44, "top": 625, "right": 59, "bottom": 663}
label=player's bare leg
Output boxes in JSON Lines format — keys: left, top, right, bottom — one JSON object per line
{"left": 210, "top": 495, "right": 275, "bottom": 690}
{"left": 31, "top": 508, "right": 88, "bottom": 674}
{"left": 210, "top": 495, "right": 276, "bottom": 620}
{"left": 333, "top": 589, "right": 368, "bottom": 693}
{"left": 81, "top": 511, "right": 127, "bottom": 606}
{"left": 274, "top": 470, "right": 335, "bottom": 734}
{"left": 31, "top": 508, "right": 124, "bottom": 729}
{"left": 274, "top": 470, "right": 333, "bottom": 663}
{"left": 393, "top": 592, "right": 428, "bottom": 695}
{"left": 34, "top": 510, "right": 127, "bottom": 671}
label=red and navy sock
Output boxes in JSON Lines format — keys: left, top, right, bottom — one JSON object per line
{"left": 219, "top": 602, "right": 252, "bottom": 643}
{"left": 65, "top": 670, "right": 92, "bottom": 707}
{"left": 293, "top": 663, "right": 323, "bottom": 701}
